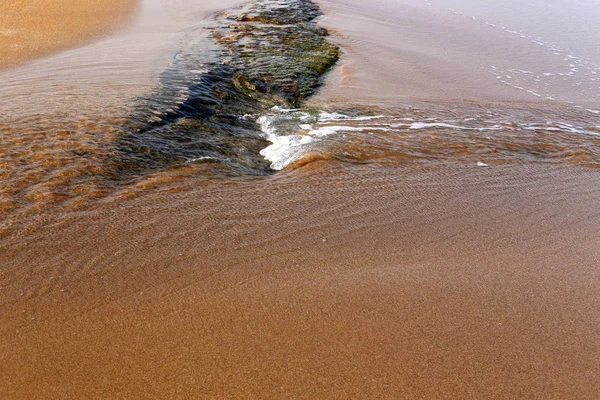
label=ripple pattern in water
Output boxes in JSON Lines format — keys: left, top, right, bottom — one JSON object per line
{"left": 2, "top": 0, "right": 600, "bottom": 239}
{"left": 0, "top": 0, "right": 339, "bottom": 235}
{"left": 257, "top": 103, "right": 600, "bottom": 170}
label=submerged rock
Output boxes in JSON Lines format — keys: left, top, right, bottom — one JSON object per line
{"left": 212, "top": 0, "right": 339, "bottom": 107}
{"left": 118, "top": 0, "right": 339, "bottom": 177}
{"left": 234, "top": 0, "right": 321, "bottom": 25}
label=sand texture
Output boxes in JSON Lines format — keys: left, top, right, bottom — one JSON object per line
{"left": 1, "top": 163, "right": 599, "bottom": 399}
{"left": 1, "top": 0, "right": 599, "bottom": 398}
{"left": 0, "top": 0, "right": 138, "bottom": 70}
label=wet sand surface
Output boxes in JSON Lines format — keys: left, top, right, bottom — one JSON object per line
{"left": 1, "top": 0, "right": 600, "bottom": 398}
{"left": 313, "top": 0, "right": 600, "bottom": 108}
{"left": 0, "top": 0, "right": 139, "bottom": 70}
{"left": 1, "top": 163, "right": 599, "bottom": 398}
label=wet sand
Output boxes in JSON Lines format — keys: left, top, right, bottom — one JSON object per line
{"left": 1, "top": 163, "right": 599, "bottom": 398}
{"left": 1, "top": 0, "right": 600, "bottom": 398}
{"left": 313, "top": 0, "right": 600, "bottom": 108}
{"left": 0, "top": 0, "right": 139, "bottom": 70}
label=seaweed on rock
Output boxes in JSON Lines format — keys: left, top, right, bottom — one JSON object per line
{"left": 118, "top": 0, "right": 339, "bottom": 176}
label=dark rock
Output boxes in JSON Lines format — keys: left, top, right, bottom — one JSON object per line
{"left": 118, "top": 0, "right": 339, "bottom": 177}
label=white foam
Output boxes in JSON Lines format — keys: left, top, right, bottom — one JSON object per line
{"left": 410, "top": 122, "right": 462, "bottom": 129}
{"left": 270, "top": 106, "right": 299, "bottom": 112}
{"left": 318, "top": 111, "right": 350, "bottom": 121}
{"left": 307, "top": 126, "right": 389, "bottom": 137}
{"left": 257, "top": 108, "right": 390, "bottom": 170}
{"left": 317, "top": 111, "right": 384, "bottom": 122}
{"left": 186, "top": 156, "right": 215, "bottom": 163}
{"left": 257, "top": 115, "right": 277, "bottom": 136}
{"left": 308, "top": 126, "right": 353, "bottom": 137}
{"left": 409, "top": 121, "right": 505, "bottom": 131}
{"left": 521, "top": 122, "right": 599, "bottom": 136}
{"left": 258, "top": 110, "right": 377, "bottom": 170}
{"left": 298, "top": 113, "right": 312, "bottom": 122}
{"left": 259, "top": 135, "right": 314, "bottom": 170}
{"left": 523, "top": 126, "right": 561, "bottom": 132}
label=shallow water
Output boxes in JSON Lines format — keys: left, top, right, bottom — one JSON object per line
{"left": 0, "top": 0, "right": 244, "bottom": 231}
{"left": 257, "top": 103, "right": 600, "bottom": 170}
{"left": 315, "top": 0, "right": 600, "bottom": 107}
{"left": 1, "top": 0, "right": 599, "bottom": 235}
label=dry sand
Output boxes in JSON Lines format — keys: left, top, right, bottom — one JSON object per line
{"left": 0, "top": 0, "right": 138, "bottom": 70}
{"left": 1, "top": 163, "right": 599, "bottom": 398}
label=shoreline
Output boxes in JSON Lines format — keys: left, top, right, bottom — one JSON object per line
{"left": 1, "top": 0, "right": 599, "bottom": 397}
{"left": 0, "top": 0, "right": 139, "bottom": 70}
{"left": 312, "top": 0, "right": 600, "bottom": 109}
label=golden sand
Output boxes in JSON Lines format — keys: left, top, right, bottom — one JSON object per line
{"left": 1, "top": 0, "right": 599, "bottom": 397}
{"left": 1, "top": 163, "right": 598, "bottom": 398}
{"left": 0, "top": 0, "right": 138, "bottom": 70}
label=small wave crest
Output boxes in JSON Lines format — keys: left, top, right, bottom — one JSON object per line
{"left": 256, "top": 105, "right": 600, "bottom": 169}
{"left": 258, "top": 107, "right": 385, "bottom": 169}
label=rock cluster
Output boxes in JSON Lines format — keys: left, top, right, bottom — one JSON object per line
{"left": 118, "top": 0, "right": 339, "bottom": 176}
{"left": 214, "top": 0, "right": 339, "bottom": 107}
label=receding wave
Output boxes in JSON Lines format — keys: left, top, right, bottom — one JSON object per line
{"left": 0, "top": 0, "right": 339, "bottom": 233}
{"left": 257, "top": 104, "right": 600, "bottom": 170}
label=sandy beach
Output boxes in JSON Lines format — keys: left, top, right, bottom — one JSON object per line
{"left": 0, "top": 0, "right": 138, "bottom": 70}
{"left": 1, "top": 163, "right": 599, "bottom": 398}
{"left": 1, "top": 0, "right": 599, "bottom": 398}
